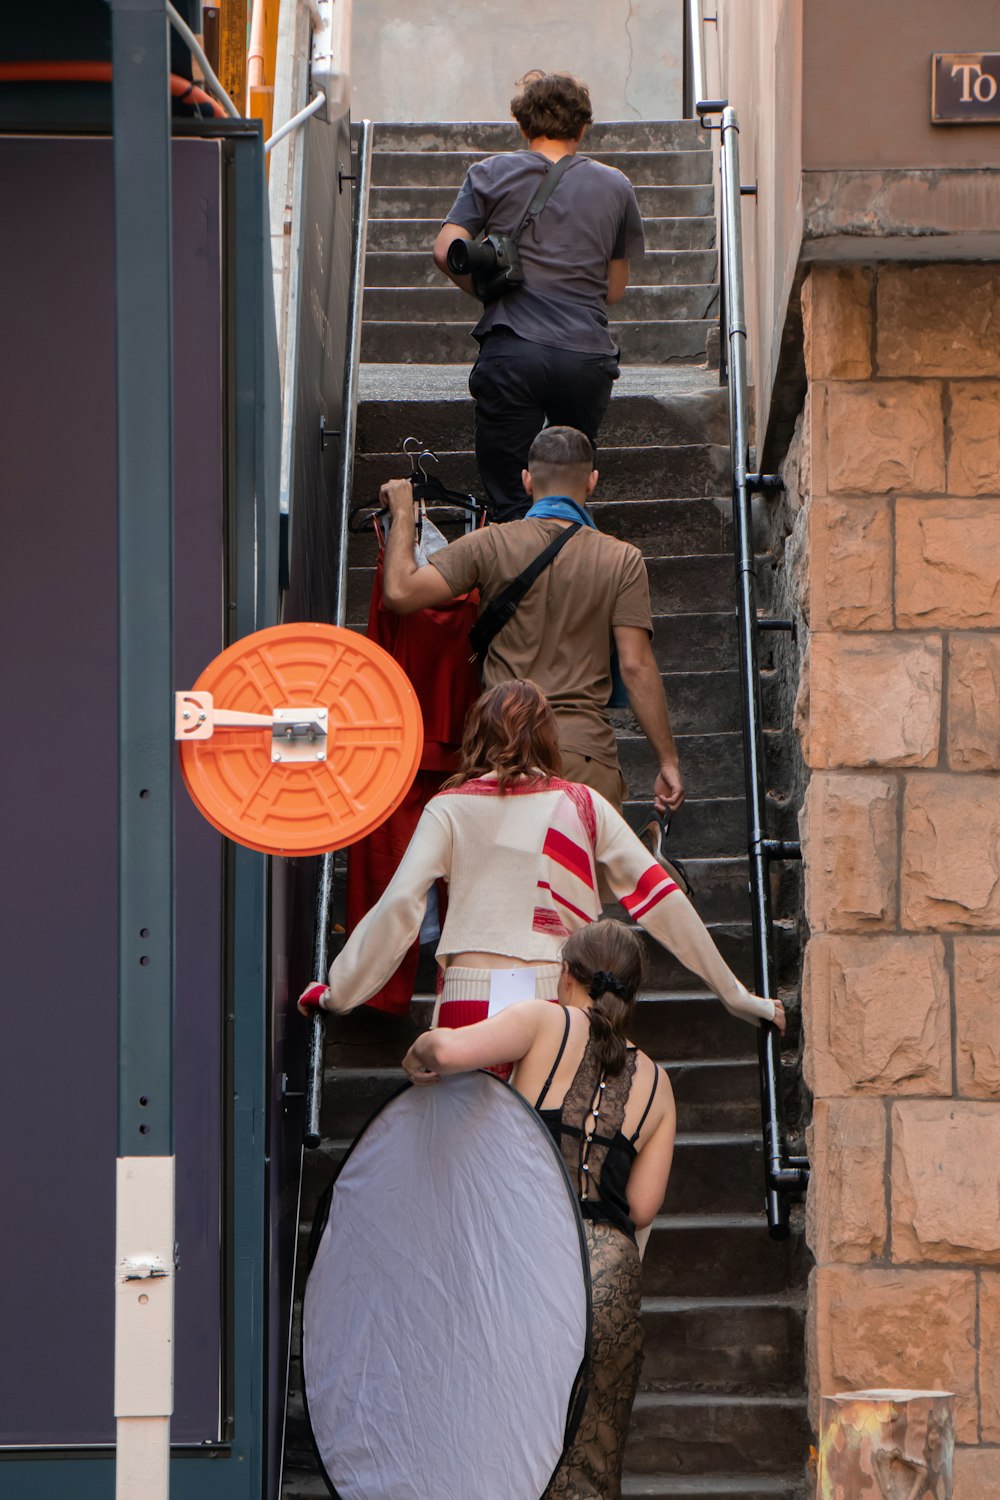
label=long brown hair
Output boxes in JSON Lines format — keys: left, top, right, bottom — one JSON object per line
{"left": 444, "top": 680, "right": 563, "bottom": 792}
{"left": 562, "top": 920, "right": 646, "bottom": 1076}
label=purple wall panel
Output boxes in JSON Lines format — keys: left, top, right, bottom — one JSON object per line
{"left": 0, "top": 136, "right": 224, "bottom": 1446}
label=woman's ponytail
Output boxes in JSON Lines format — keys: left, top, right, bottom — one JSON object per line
{"left": 562, "top": 921, "right": 646, "bottom": 1077}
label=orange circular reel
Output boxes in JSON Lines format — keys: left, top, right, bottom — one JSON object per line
{"left": 177, "top": 623, "right": 423, "bottom": 856}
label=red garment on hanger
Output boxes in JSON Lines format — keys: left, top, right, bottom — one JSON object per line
{"left": 346, "top": 548, "right": 480, "bottom": 1014}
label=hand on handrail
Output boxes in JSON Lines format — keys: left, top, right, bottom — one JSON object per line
{"left": 298, "top": 981, "right": 330, "bottom": 1016}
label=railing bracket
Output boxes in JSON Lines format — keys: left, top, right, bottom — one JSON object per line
{"left": 747, "top": 472, "right": 784, "bottom": 491}
{"left": 757, "top": 616, "right": 796, "bottom": 638}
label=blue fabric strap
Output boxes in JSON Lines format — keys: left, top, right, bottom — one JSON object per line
{"left": 524, "top": 496, "right": 596, "bottom": 529}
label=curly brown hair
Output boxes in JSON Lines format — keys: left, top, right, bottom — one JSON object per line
{"left": 510, "top": 70, "right": 593, "bottom": 142}
{"left": 443, "top": 680, "right": 563, "bottom": 792}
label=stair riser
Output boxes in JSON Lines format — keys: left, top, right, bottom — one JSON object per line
{"left": 346, "top": 498, "right": 733, "bottom": 565}
{"left": 365, "top": 247, "right": 719, "bottom": 288}
{"left": 356, "top": 389, "right": 730, "bottom": 452}
{"left": 624, "top": 1398, "right": 810, "bottom": 1476}
{"left": 370, "top": 150, "right": 714, "bottom": 188}
{"left": 368, "top": 121, "right": 710, "bottom": 153}
{"left": 360, "top": 318, "right": 715, "bottom": 365}
{"left": 661, "top": 1061, "right": 760, "bottom": 1132}
{"left": 369, "top": 183, "right": 715, "bottom": 219}
{"left": 351, "top": 446, "right": 730, "bottom": 509}
{"left": 640, "top": 1302, "right": 805, "bottom": 1394}
{"left": 367, "top": 215, "right": 715, "bottom": 254}
{"left": 363, "top": 283, "right": 720, "bottom": 323}
{"left": 662, "top": 1138, "right": 763, "bottom": 1216}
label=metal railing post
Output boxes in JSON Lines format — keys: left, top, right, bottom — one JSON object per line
{"left": 303, "top": 117, "right": 374, "bottom": 1149}
{"left": 718, "top": 106, "right": 808, "bottom": 1238}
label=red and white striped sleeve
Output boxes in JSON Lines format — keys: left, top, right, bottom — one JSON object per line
{"left": 592, "top": 795, "right": 776, "bottom": 1027}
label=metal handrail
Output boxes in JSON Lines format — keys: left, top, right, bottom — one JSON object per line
{"left": 686, "top": 0, "right": 707, "bottom": 117}
{"left": 304, "top": 116, "right": 373, "bottom": 1148}
{"left": 716, "top": 106, "right": 809, "bottom": 1239}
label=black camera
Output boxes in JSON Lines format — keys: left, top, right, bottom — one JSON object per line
{"left": 447, "top": 233, "right": 525, "bottom": 304}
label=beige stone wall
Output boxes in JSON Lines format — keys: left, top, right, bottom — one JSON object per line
{"left": 792, "top": 263, "right": 1000, "bottom": 1493}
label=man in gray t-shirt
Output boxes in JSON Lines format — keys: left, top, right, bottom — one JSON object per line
{"left": 434, "top": 71, "right": 645, "bottom": 522}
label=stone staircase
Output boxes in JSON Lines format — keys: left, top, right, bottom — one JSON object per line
{"left": 282, "top": 119, "right": 808, "bottom": 1500}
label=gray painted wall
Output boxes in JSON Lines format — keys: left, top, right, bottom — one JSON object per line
{"left": 349, "top": 0, "right": 683, "bottom": 123}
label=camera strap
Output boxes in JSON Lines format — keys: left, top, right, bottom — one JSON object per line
{"left": 469, "top": 522, "right": 582, "bottom": 668}
{"left": 511, "top": 153, "right": 576, "bottom": 244}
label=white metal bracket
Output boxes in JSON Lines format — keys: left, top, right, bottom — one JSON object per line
{"left": 174, "top": 691, "right": 328, "bottom": 763}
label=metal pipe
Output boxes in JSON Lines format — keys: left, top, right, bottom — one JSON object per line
{"left": 687, "top": 0, "right": 706, "bottom": 114}
{"left": 111, "top": 2, "right": 176, "bottom": 1491}
{"left": 265, "top": 90, "right": 326, "bottom": 153}
{"left": 718, "top": 106, "right": 809, "bottom": 1238}
{"left": 165, "top": 0, "right": 241, "bottom": 118}
{"left": 303, "top": 118, "right": 374, "bottom": 1148}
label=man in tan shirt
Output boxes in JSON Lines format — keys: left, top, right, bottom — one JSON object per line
{"left": 380, "top": 425, "right": 683, "bottom": 814}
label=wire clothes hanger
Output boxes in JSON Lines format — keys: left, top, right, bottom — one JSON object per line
{"left": 347, "top": 437, "right": 486, "bottom": 534}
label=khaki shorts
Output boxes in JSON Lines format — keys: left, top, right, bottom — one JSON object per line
{"left": 560, "top": 749, "right": 628, "bottom": 813}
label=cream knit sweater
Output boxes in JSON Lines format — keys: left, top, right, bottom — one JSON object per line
{"left": 326, "top": 777, "right": 775, "bottom": 1027}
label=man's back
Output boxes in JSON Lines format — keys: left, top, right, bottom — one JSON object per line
{"left": 431, "top": 520, "right": 652, "bottom": 769}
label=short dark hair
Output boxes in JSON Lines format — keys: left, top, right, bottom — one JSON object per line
{"left": 510, "top": 71, "right": 593, "bottom": 141}
{"left": 527, "top": 425, "right": 596, "bottom": 472}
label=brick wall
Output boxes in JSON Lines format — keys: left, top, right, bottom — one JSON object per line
{"left": 791, "top": 263, "right": 1000, "bottom": 1498}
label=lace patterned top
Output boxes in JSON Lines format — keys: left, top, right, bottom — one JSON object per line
{"left": 536, "top": 1007, "right": 660, "bottom": 1243}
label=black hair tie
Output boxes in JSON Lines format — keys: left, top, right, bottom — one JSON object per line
{"left": 588, "top": 970, "right": 626, "bottom": 1001}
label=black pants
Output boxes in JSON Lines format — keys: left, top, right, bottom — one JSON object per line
{"left": 469, "top": 330, "right": 619, "bottom": 522}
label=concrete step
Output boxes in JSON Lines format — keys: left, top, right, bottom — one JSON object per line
{"left": 346, "top": 552, "right": 741, "bottom": 623}
{"left": 661, "top": 1060, "right": 759, "bottom": 1132}
{"left": 313, "top": 1056, "right": 761, "bottom": 1143}
{"left": 620, "top": 728, "right": 742, "bottom": 801}
{"left": 624, "top": 1392, "right": 810, "bottom": 1476}
{"left": 350, "top": 446, "right": 730, "bottom": 509}
{"left": 365, "top": 246, "right": 719, "bottom": 288}
{"left": 355, "top": 387, "right": 730, "bottom": 452}
{"left": 368, "top": 120, "right": 711, "bottom": 154}
{"left": 621, "top": 1472, "right": 805, "bottom": 1497}
{"left": 360, "top": 316, "right": 715, "bottom": 365}
{"left": 362, "top": 283, "right": 720, "bottom": 324}
{"left": 370, "top": 149, "right": 714, "bottom": 189}
{"left": 643, "top": 1213, "right": 808, "bottom": 1300}
{"left": 347, "top": 497, "right": 734, "bottom": 564}
{"left": 366, "top": 213, "right": 716, "bottom": 254}
{"left": 639, "top": 1294, "right": 806, "bottom": 1395}
{"left": 661, "top": 1134, "right": 763, "bottom": 1215}
{"left": 369, "top": 181, "right": 715, "bottom": 220}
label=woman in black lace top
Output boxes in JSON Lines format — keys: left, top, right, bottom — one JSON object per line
{"left": 403, "top": 918, "right": 676, "bottom": 1500}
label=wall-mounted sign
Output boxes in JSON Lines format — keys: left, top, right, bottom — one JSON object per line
{"left": 932, "top": 54, "right": 1000, "bottom": 122}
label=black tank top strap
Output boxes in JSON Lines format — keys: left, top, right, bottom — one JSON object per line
{"left": 534, "top": 1005, "right": 572, "bottom": 1110}
{"left": 629, "top": 1062, "right": 661, "bottom": 1144}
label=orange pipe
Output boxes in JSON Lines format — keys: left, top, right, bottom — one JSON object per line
{"left": 0, "top": 61, "right": 229, "bottom": 119}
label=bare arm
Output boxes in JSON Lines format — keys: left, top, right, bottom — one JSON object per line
{"left": 433, "top": 223, "right": 477, "bottom": 298}
{"left": 380, "top": 479, "right": 459, "bottom": 614}
{"left": 614, "top": 623, "right": 684, "bottom": 812}
{"left": 402, "top": 1000, "right": 552, "bottom": 1084}
{"left": 607, "top": 258, "right": 629, "bottom": 306}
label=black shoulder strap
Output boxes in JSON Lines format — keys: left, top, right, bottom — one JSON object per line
{"left": 469, "top": 522, "right": 581, "bottom": 663}
{"left": 629, "top": 1063, "right": 660, "bottom": 1144}
{"left": 535, "top": 1006, "right": 573, "bottom": 1111}
{"left": 512, "top": 153, "right": 575, "bottom": 243}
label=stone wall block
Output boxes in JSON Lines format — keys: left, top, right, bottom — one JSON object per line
{"left": 826, "top": 382, "right": 945, "bottom": 495}
{"left": 803, "top": 633, "right": 941, "bottom": 769}
{"left": 948, "top": 635, "right": 1000, "bottom": 771}
{"left": 806, "top": 1098, "right": 886, "bottom": 1263}
{"left": 804, "top": 934, "right": 950, "bottom": 1097}
{"left": 804, "top": 265, "right": 873, "bottom": 380}
{"left": 897, "top": 499, "right": 1000, "bottom": 629}
{"left": 877, "top": 265, "right": 1000, "bottom": 377}
{"left": 954, "top": 1447, "right": 1000, "bottom": 1500}
{"left": 954, "top": 938, "right": 1000, "bottom": 1098}
{"left": 949, "top": 382, "right": 1000, "bottom": 496}
{"left": 810, "top": 1265, "right": 978, "bottom": 1441}
{"left": 902, "top": 775, "right": 1000, "bottom": 930}
{"left": 807, "top": 496, "right": 892, "bottom": 631}
{"left": 892, "top": 1101, "right": 1000, "bottom": 1266}
{"left": 802, "top": 773, "right": 898, "bottom": 931}
{"left": 980, "top": 1275, "right": 1000, "bottom": 1441}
